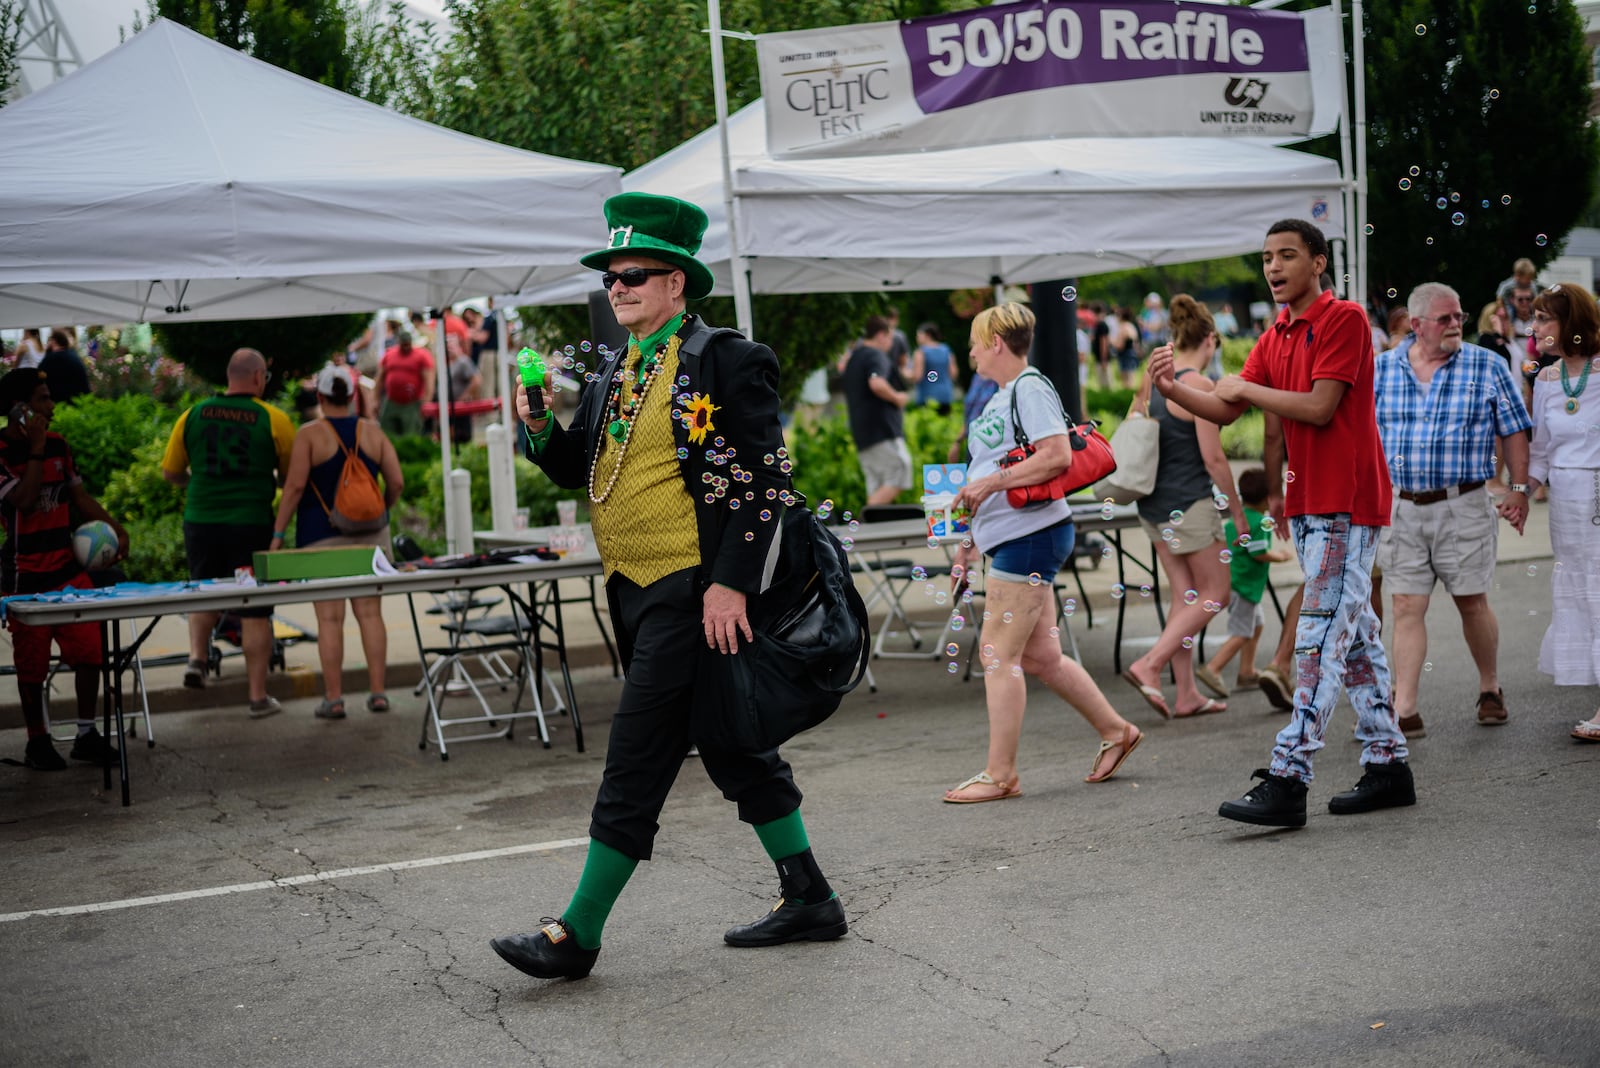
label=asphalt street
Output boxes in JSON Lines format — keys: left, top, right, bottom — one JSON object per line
{"left": 1, "top": 557, "right": 1596, "bottom": 1068}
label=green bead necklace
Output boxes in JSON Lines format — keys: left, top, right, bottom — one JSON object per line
{"left": 1560, "top": 356, "right": 1592, "bottom": 415}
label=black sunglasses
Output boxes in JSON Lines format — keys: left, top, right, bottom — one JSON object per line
{"left": 602, "top": 267, "right": 673, "bottom": 290}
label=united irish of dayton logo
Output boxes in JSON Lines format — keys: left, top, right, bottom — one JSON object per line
{"left": 1223, "top": 78, "right": 1269, "bottom": 108}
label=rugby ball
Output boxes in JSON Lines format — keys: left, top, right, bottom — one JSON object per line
{"left": 73, "top": 520, "right": 120, "bottom": 570}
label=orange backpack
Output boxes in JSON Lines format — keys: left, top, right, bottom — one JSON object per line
{"left": 311, "top": 422, "right": 387, "bottom": 534}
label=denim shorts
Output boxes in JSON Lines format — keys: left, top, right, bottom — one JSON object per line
{"left": 987, "top": 521, "right": 1076, "bottom": 584}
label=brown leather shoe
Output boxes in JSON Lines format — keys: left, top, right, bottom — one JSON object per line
{"left": 1397, "top": 713, "right": 1426, "bottom": 739}
{"left": 1476, "top": 689, "right": 1508, "bottom": 726}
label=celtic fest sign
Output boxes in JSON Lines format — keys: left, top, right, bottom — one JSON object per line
{"left": 757, "top": 1, "right": 1324, "bottom": 158}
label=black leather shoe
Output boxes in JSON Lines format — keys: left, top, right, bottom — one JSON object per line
{"left": 725, "top": 896, "right": 847, "bottom": 947}
{"left": 1328, "top": 760, "right": 1415, "bottom": 815}
{"left": 1218, "top": 768, "right": 1307, "bottom": 828}
{"left": 490, "top": 918, "right": 599, "bottom": 980}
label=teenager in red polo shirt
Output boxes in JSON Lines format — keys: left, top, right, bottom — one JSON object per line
{"left": 0, "top": 368, "right": 128, "bottom": 771}
{"left": 1148, "top": 219, "right": 1413, "bottom": 828}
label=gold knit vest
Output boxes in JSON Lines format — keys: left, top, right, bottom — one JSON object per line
{"left": 588, "top": 337, "right": 699, "bottom": 585}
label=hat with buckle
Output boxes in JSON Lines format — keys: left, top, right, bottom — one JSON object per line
{"left": 580, "top": 192, "right": 715, "bottom": 300}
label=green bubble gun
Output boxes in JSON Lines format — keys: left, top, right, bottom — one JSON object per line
{"left": 517, "top": 348, "right": 547, "bottom": 416}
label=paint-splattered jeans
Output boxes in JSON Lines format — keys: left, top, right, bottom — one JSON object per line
{"left": 1270, "top": 514, "right": 1407, "bottom": 783}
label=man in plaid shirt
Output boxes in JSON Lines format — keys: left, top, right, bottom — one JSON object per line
{"left": 1374, "top": 282, "right": 1533, "bottom": 739}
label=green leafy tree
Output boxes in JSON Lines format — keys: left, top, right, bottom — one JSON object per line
{"left": 431, "top": 0, "right": 974, "bottom": 400}
{"left": 0, "top": 0, "right": 23, "bottom": 106}
{"left": 155, "top": 314, "right": 368, "bottom": 384}
{"left": 1363, "top": 1, "right": 1598, "bottom": 304}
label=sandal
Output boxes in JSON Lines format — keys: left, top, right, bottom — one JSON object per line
{"left": 943, "top": 771, "right": 1022, "bottom": 804}
{"left": 1572, "top": 720, "right": 1600, "bottom": 743}
{"left": 314, "top": 698, "right": 346, "bottom": 720}
{"left": 1194, "top": 665, "right": 1230, "bottom": 700}
{"left": 1174, "top": 698, "right": 1227, "bottom": 718}
{"left": 1120, "top": 669, "right": 1170, "bottom": 719}
{"left": 366, "top": 692, "right": 390, "bottom": 713}
{"left": 1085, "top": 724, "right": 1143, "bottom": 783}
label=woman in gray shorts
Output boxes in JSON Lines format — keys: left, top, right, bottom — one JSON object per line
{"left": 1119, "top": 296, "right": 1246, "bottom": 719}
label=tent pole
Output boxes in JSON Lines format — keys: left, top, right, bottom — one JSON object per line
{"left": 708, "top": 0, "right": 754, "bottom": 338}
{"left": 437, "top": 314, "right": 456, "bottom": 554}
{"left": 1351, "top": 0, "right": 1368, "bottom": 308}
{"left": 1330, "top": 0, "right": 1356, "bottom": 301}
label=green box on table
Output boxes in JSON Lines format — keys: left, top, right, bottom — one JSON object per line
{"left": 252, "top": 547, "right": 381, "bottom": 581}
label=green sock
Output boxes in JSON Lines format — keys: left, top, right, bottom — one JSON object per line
{"left": 753, "top": 810, "right": 810, "bottom": 861}
{"left": 562, "top": 839, "right": 638, "bottom": 950}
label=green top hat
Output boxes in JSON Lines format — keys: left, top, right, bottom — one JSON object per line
{"left": 580, "top": 192, "right": 715, "bottom": 300}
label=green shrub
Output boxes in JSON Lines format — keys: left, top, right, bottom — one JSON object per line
{"left": 393, "top": 439, "right": 588, "bottom": 555}
{"left": 100, "top": 438, "right": 190, "bottom": 582}
{"left": 786, "top": 406, "right": 964, "bottom": 515}
{"left": 52, "top": 394, "right": 180, "bottom": 496}
{"left": 1220, "top": 409, "right": 1265, "bottom": 459}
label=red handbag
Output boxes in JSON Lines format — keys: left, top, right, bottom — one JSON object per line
{"left": 999, "top": 371, "right": 1117, "bottom": 508}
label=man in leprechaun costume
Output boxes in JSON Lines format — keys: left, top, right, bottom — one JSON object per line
{"left": 492, "top": 193, "right": 846, "bottom": 981}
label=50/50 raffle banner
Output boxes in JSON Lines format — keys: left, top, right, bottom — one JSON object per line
{"left": 758, "top": 0, "right": 1334, "bottom": 159}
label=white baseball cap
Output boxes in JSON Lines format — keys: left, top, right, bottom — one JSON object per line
{"left": 316, "top": 364, "right": 356, "bottom": 398}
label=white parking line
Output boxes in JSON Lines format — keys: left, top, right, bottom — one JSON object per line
{"left": 0, "top": 836, "right": 589, "bottom": 923}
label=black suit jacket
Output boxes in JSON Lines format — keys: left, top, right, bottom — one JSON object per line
{"left": 524, "top": 316, "right": 790, "bottom": 596}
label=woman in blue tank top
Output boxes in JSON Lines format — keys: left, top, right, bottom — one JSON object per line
{"left": 269, "top": 366, "right": 403, "bottom": 719}
{"left": 1119, "top": 296, "right": 1247, "bottom": 720}
{"left": 912, "top": 322, "right": 956, "bottom": 414}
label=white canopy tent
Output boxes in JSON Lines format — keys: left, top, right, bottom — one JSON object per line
{"left": 0, "top": 19, "right": 621, "bottom": 327}
{"left": 511, "top": 98, "right": 1347, "bottom": 306}
{"left": 0, "top": 19, "right": 623, "bottom": 552}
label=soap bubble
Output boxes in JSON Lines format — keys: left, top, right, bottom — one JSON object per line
{"left": 1451, "top": 212, "right": 1466, "bottom": 226}
{"left": 1488, "top": 88, "right": 1500, "bottom": 100}
{"left": 1408, "top": 165, "right": 1421, "bottom": 177}
{"left": 1414, "top": 23, "right": 1426, "bottom": 35}
{"left": 1398, "top": 178, "right": 1412, "bottom": 191}
{"left": 1219, "top": 549, "right": 1233, "bottom": 563}
{"left": 1061, "top": 285, "right": 1078, "bottom": 302}
{"left": 1181, "top": 636, "right": 1194, "bottom": 649}
{"left": 946, "top": 642, "right": 961, "bottom": 657}
{"left": 947, "top": 661, "right": 960, "bottom": 674}
{"left": 1364, "top": 223, "right": 1375, "bottom": 235}
{"left": 1183, "top": 589, "right": 1200, "bottom": 605}
{"left": 1110, "top": 584, "right": 1126, "bottom": 600}
{"left": 1286, "top": 470, "right": 1297, "bottom": 483}
{"left": 1435, "top": 197, "right": 1448, "bottom": 210}
{"left": 1501, "top": 194, "right": 1512, "bottom": 205}
{"left": 1001, "top": 611, "right": 1014, "bottom": 623}
{"left": 1028, "top": 573, "right": 1042, "bottom": 586}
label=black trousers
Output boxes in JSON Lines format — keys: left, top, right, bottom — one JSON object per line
{"left": 592, "top": 568, "right": 802, "bottom": 861}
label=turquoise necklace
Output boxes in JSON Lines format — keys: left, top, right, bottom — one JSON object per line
{"left": 1560, "top": 356, "right": 1592, "bottom": 415}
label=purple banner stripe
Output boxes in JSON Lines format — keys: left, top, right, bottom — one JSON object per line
{"left": 901, "top": 0, "right": 1309, "bottom": 115}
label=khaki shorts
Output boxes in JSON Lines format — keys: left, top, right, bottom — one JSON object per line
{"left": 859, "top": 438, "right": 913, "bottom": 497}
{"left": 1375, "top": 490, "right": 1497, "bottom": 596}
{"left": 1139, "top": 496, "right": 1226, "bottom": 555}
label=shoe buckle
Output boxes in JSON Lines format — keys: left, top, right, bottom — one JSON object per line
{"left": 770, "top": 898, "right": 786, "bottom": 913}
{"left": 539, "top": 920, "right": 569, "bottom": 943}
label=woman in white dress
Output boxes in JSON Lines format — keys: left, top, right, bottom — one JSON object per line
{"left": 1526, "top": 283, "right": 1600, "bottom": 742}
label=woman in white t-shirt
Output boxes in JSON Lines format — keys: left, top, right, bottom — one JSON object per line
{"left": 942, "top": 303, "right": 1142, "bottom": 803}
{"left": 12, "top": 329, "right": 44, "bottom": 369}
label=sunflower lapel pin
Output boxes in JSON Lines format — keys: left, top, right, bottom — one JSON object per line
{"left": 683, "top": 393, "right": 719, "bottom": 445}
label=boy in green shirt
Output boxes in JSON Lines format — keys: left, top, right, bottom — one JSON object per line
{"left": 1197, "top": 468, "right": 1292, "bottom": 695}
